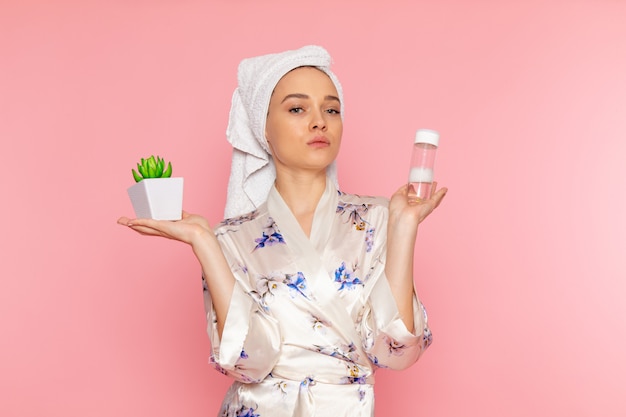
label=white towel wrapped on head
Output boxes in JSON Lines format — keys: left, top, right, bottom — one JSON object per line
{"left": 224, "top": 45, "right": 344, "bottom": 219}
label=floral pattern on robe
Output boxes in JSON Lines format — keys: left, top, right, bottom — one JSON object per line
{"left": 204, "top": 179, "right": 431, "bottom": 416}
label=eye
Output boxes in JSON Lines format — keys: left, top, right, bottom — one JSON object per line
{"left": 325, "top": 108, "right": 340, "bottom": 115}
{"left": 289, "top": 107, "right": 304, "bottom": 113}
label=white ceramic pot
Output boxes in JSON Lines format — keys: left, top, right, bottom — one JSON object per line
{"left": 127, "top": 177, "right": 184, "bottom": 220}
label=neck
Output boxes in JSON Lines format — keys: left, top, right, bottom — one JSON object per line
{"left": 274, "top": 171, "right": 327, "bottom": 217}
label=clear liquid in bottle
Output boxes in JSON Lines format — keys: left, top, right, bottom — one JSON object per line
{"left": 408, "top": 167, "right": 434, "bottom": 202}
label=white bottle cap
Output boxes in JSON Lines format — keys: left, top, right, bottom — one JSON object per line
{"left": 415, "top": 129, "right": 439, "bottom": 146}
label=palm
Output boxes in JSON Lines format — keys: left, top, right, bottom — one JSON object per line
{"left": 117, "top": 211, "right": 213, "bottom": 245}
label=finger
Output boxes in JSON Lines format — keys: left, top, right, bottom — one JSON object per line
{"left": 129, "top": 224, "right": 161, "bottom": 234}
{"left": 125, "top": 217, "right": 165, "bottom": 231}
{"left": 430, "top": 181, "right": 438, "bottom": 199}
{"left": 126, "top": 220, "right": 175, "bottom": 236}
{"left": 117, "top": 216, "right": 133, "bottom": 226}
{"left": 431, "top": 187, "right": 448, "bottom": 208}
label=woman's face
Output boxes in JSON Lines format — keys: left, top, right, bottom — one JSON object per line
{"left": 265, "top": 66, "right": 342, "bottom": 177}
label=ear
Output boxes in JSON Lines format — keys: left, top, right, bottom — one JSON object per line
{"left": 265, "top": 136, "right": 275, "bottom": 155}
{"left": 265, "top": 127, "right": 273, "bottom": 146}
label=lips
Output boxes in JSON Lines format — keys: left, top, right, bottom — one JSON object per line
{"left": 307, "top": 136, "right": 330, "bottom": 146}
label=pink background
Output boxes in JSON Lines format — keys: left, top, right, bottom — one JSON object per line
{"left": 2, "top": 1, "right": 625, "bottom": 416}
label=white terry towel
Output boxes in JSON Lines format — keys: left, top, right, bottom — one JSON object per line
{"left": 224, "top": 45, "right": 344, "bottom": 219}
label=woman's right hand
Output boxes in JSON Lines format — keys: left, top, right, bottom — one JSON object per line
{"left": 117, "top": 211, "right": 214, "bottom": 247}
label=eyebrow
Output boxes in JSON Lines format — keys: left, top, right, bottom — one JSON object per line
{"left": 280, "top": 93, "right": 341, "bottom": 104}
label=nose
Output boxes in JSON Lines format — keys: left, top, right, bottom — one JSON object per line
{"left": 309, "top": 108, "right": 327, "bottom": 131}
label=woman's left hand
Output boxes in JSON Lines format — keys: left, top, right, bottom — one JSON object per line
{"left": 388, "top": 183, "right": 448, "bottom": 230}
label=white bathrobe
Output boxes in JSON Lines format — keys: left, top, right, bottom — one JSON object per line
{"left": 204, "top": 179, "right": 431, "bottom": 417}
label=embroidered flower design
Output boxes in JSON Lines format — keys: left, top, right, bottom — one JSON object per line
{"left": 236, "top": 262, "right": 248, "bottom": 275}
{"left": 313, "top": 344, "right": 338, "bottom": 357}
{"left": 384, "top": 336, "right": 407, "bottom": 356}
{"left": 232, "top": 364, "right": 258, "bottom": 383}
{"left": 251, "top": 273, "right": 281, "bottom": 309}
{"left": 423, "top": 327, "right": 433, "bottom": 348}
{"left": 300, "top": 376, "right": 316, "bottom": 389}
{"left": 365, "top": 227, "right": 375, "bottom": 252}
{"left": 233, "top": 405, "right": 260, "bottom": 417}
{"left": 253, "top": 217, "right": 285, "bottom": 250}
{"left": 314, "top": 342, "right": 359, "bottom": 362}
{"left": 341, "top": 363, "right": 368, "bottom": 385}
{"left": 219, "top": 210, "right": 259, "bottom": 226}
{"left": 309, "top": 313, "right": 332, "bottom": 332}
{"left": 209, "top": 355, "right": 228, "bottom": 375}
{"left": 284, "top": 272, "right": 311, "bottom": 299}
{"left": 250, "top": 271, "right": 312, "bottom": 308}
{"left": 336, "top": 202, "right": 371, "bottom": 231}
{"left": 334, "top": 262, "right": 363, "bottom": 291}
{"left": 358, "top": 387, "right": 367, "bottom": 401}
{"left": 367, "top": 353, "right": 387, "bottom": 369}
{"left": 340, "top": 342, "right": 359, "bottom": 361}
{"left": 274, "top": 380, "right": 289, "bottom": 395}
{"left": 253, "top": 231, "right": 285, "bottom": 249}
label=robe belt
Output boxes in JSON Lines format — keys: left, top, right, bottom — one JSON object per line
{"left": 271, "top": 364, "right": 375, "bottom": 386}
{"left": 270, "top": 365, "right": 374, "bottom": 417}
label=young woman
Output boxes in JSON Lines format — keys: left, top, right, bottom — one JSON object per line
{"left": 118, "top": 45, "right": 447, "bottom": 417}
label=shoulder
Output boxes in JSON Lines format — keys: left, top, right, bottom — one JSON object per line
{"left": 214, "top": 204, "right": 269, "bottom": 235}
{"left": 335, "top": 189, "right": 389, "bottom": 226}
{"left": 336, "top": 189, "right": 389, "bottom": 210}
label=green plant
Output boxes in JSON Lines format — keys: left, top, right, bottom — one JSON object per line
{"left": 132, "top": 155, "right": 173, "bottom": 182}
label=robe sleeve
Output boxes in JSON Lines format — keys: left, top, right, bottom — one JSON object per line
{"left": 358, "top": 204, "right": 433, "bottom": 370}
{"left": 203, "top": 233, "right": 282, "bottom": 383}
{"left": 360, "top": 274, "right": 432, "bottom": 370}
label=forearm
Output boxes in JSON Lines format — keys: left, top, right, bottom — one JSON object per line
{"left": 191, "top": 230, "right": 236, "bottom": 338}
{"left": 385, "top": 220, "right": 418, "bottom": 333}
